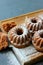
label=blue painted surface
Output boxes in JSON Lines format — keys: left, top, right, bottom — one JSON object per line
{"left": 0, "top": 49, "right": 20, "bottom": 65}
{"left": 0, "top": 0, "right": 43, "bottom": 65}
{"left": 0, "top": 0, "right": 43, "bottom": 20}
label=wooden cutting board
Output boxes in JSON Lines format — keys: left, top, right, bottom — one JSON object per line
{"left": 0, "top": 9, "right": 43, "bottom": 65}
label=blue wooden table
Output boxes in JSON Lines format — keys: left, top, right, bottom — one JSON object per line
{"left": 0, "top": 0, "right": 43, "bottom": 65}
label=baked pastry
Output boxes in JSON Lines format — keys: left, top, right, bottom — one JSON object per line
{"left": 8, "top": 25, "right": 31, "bottom": 48}
{"left": 32, "top": 30, "right": 43, "bottom": 52}
{"left": 0, "top": 32, "right": 9, "bottom": 50}
{"left": 1, "top": 22, "right": 16, "bottom": 33}
{"left": 25, "top": 17, "right": 43, "bottom": 34}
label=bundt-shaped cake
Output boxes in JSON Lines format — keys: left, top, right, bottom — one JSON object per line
{"left": 8, "top": 25, "right": 31, "bottom": 48}
{"left": 0, "top": 32, "right": 9, "bottom": 50}
{"left": 32, "top": 30, "right": 43, "bottom": 52}
{"left": 25, "top": 17, "right": 43, "bottom": 33}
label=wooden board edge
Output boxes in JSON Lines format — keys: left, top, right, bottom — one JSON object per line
{"left": 0, "top": 9, "right": 43, "bottom": 22}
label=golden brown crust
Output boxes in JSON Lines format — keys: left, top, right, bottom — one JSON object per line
{"left": 8, "top": 25, "right": 31, "bottom": 48}
{"left": 11, "top": 42, "right": 30, "bottom": 48}
{"left": 1, "top": 22, "right": 16, "bottom": 33}
{"left": 25, "top": 17, "right": 43, "bottom": 34}
{"left": 32, "top": 30, "right": 43, "bottom": 52}
{"left": 0, "top": 32, "right": 9, "bottom": 50}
